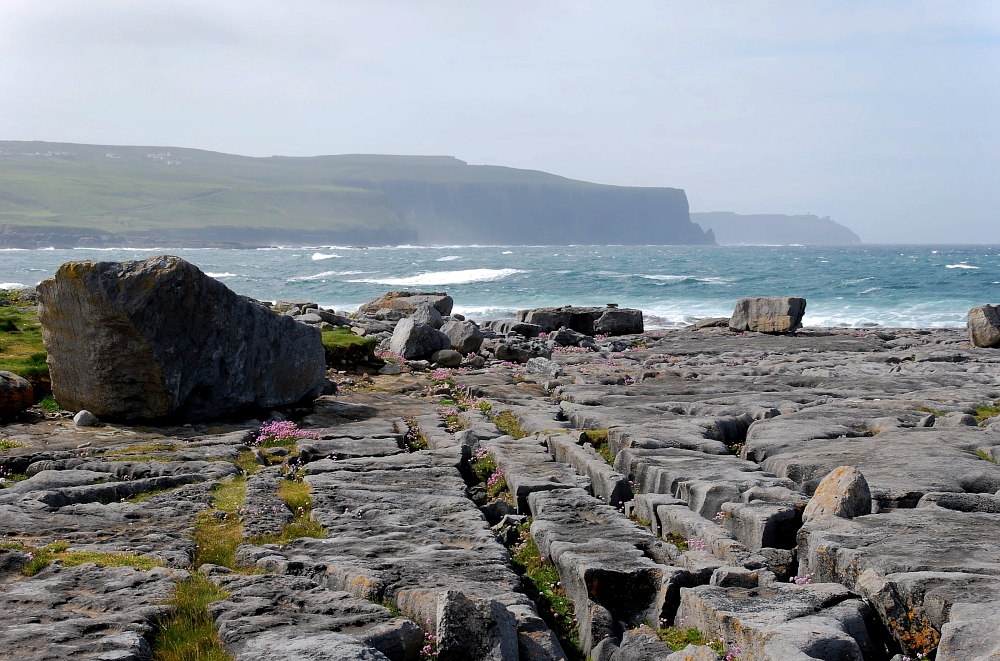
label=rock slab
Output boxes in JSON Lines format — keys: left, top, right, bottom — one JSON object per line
{"left": 968, "top": 304, "right": 1000, "bottom": 348}
{"left": 728, "top": 297, "right": 806, "bottom": 334}
{"left": 37, "top": 255, "right": 326, "bottom": 421}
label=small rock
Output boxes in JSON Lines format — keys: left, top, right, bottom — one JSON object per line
{"left": 802, "top": 465, "right": 872, "bottom": 522}
{"left": 0, "top": 370, "right": 33, "bottom": 418}
{"left": 431, "top": 349, "right": 463, "bottom": 368}
{"left": 379, "top": 363, "right": 403, "bottom": 375}
{"left": 73, "top": 409, "right": 100, "bottom": 427}
{"left": 526, "top": 357, "right": 563, "bottom": 378}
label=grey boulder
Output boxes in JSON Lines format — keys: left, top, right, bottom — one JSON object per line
{"left": 412, "top": 303, "right": 445, "bottom": 329}
{"left": 968, "top": 304, "right": 1000, "bottom": 348}
{"left": 73, "top": 410, "right": 99, "bottom": 427}
{"left": 802, "top": 466, "right": 872, "bottom": 523}
{"left": 729, "top": 297, "right": 806, "bottom": 334}
{"left": 441, "top": 319, "right": 484, "bottom": 354}
{"left": 358, "top": 291, "right": 454, "bottom": 317}
{"left": 37, "top": 255, "right": 326, "bottom": 422}
{"left": 431, "top": 349, "right": 463, "bottom": 368}
{"left": 389, "top": 317, "right": 451, "bottom": 360}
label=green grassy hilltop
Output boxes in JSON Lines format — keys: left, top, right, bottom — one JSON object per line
{"left": 0, "top": 141, "right": 712, "bottom": 246}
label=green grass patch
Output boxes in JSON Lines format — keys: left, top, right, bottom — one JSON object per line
{"left": 974, "top": 404, "right": 1000, "bottom": 425}
{"left": 403, "top": 418, "right": 428, "bottom": 451}
{"left": 492, "top": 410, "right": 528, "bottom": 439}
{"left": 255, "top": 478, "right": 326, "bottom": 544}
{"left": 663, "top": 531, "right": 690, "bottom": 552}
{"left": 654, "top": 625, "right": 723, "bottom": 654}
{"left": 150, "top": 572, "right": 231, "bottom": 661}
{"left": 230, "top": 450, "right": 262, "bottom": 475}
{"left": 193, "top": 477, "right": 246, "bottom": 569}
{"left": 915, "top": 405, "right": 945, "bottom": 416}
{"left": 975, "top": 449, "right": 998, "bottom": 464}
{"left": 582, "top": 429, "right": 615, "bottom": 465}
{"left": 0, "top": 438, "right": 26, "bottom": 450}
{"left": 0, "top": 302, "right": 48, "bottom": 379}
{"left": 0, "top": 540, "right": 162, "bottom": 576}
{"left": 321, "top": 327, "right": 376, "bottom": 365}
{"left": 510, "top": 525, "right": 582, "bottom": 659}
{"left": 38, "top": 395, "right": 59, "bottom": 412}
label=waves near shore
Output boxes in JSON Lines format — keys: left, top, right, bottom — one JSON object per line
{"left": 2, "top": 244, "right": 998, "bottom": 328}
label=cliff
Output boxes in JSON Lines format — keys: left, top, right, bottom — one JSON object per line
{"left": 0, "top": 142, "right": 713, "bottom": 247}
{"left": 691, "top": 211, "right": 861, "bottom": 245}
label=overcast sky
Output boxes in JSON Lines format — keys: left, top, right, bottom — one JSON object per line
{"left": 1, "top": 1, "right": 997, "bottom": 243}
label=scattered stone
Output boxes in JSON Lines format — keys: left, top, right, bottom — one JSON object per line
{"left": 412, "top": 303, "right": 445, "bottom": 329}
{"left": 968, "top": 304, "right": 1000, "bottom": 348}
{"left": 358, "top": 291, "right": 454, "bottom": 317}
{"left": 802, "top": 466, "right": 872, "bottom": 523}
{"left": 525, "top": 357, "right": 563, "bottom": 379}
{"left": 441, "top": 319, "right": 484, "bottom": 354}
{"left": 431, "top": 349, "right": 463, "bottom": 368}
{"left": 728, "top": 296, "right": 806, "bottom": 334}
{"left": 73, "top": 409, "right": 99, "bottom": 427}
{"left": 517, "top": 306, "right": 643, "bottom": 336}
{"left": 389, "top": 317, "right": 451, "bottom": 360}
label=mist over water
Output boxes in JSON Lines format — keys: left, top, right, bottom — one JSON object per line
{"left": 2, "top": 245, "right": 998, "bottom": 329}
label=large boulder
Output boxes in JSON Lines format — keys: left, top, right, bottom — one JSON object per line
{"left": 389, "top": 317, "right": 451, "bottom": 360}
{"left": 358, "top": 291, "right": 454, "bottom": 317}
{"left": 36, "top": 256, "right": 326, "bottom": 421}
{"left": 441, "top": 320, "right": 484, "bottom": 354}
{"left": 802, "top": 466, "right": 872, "bottom": 523}
{"left": 0, "top": 370, "right": 33, "bottom": 417}
{"left": 411, "top": 303, "right": 444, "bottom": 329}
{"left": 969, "top": 304, "right": 1000, "bottom": 348}
{"left": 728, "top": 297, "right": 806, "bottom": 334}
{"left": 517, "top": 305, "right": 643, "bottom": 336}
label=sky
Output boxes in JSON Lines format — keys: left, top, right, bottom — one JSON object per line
{"left": 1, "top": 1, "right": 997, "bottom": 243}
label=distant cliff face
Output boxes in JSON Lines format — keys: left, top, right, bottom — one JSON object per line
{"left": 691, "top": 212, "right": 861, "bottom": 245}
{"left": 0, "top": 142, "right": 714, "bottom": 247}
{"left": 340, "top": 179, "right": 713, "bottom": 245}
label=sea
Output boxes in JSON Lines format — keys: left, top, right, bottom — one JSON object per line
{"left": 2, "top": 244, "right": 999, "bottom": 329}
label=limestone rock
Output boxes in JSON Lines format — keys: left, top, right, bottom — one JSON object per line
{"left": 968, "top": 304, "right": 1000, "bottom": 348}
{"left": 37, "top": 256, "right": 325, "bottom": 421}
{"left": 73, "top": 410, "right": 99, "bottom": 427}
{"left": 802, "top": 466, "right": 872, "bottom": 523}
{"left": 358, "top": 291, "right": 454, "bottom": 317}
{"left": 441, "top": 319, "right": 484, "bottom": 354}
{"left": 389, "top": 317, "right": 451, "bottom": 360}
{"left": 431, "top": 349, "right": 463, "bottom": 368}
{"left": 517, "top": 306, "right": 643, "bottom": 336}
{"left": 435, "top": 590, "right": 518, "bottom": 661}
{"left": 412, "top": 303, "right": 445, "bottom": 329}
{"left": 0, "top": 370, "right": 32, "bottom": 418}
{"left": 728, "top": 297, "right": 806, "bottom": 334}
{"left": 526, "top": 357, "right": 563, "bottom": 379}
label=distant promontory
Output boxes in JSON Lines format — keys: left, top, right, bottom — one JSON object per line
{"left": 692, "top": 211, "right": 861, "bottom": 245}
{"left": 0, "top": 141, "right": 714, "bottom": 247}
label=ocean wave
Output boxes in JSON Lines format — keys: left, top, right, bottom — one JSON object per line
{"left": 311, "top": 252, "right": 341, "bottom": 261}
{"left": 640, "top": 274, "right": 736, "bottom": 285}
{"left": 287, "top": 270, "right": 367, "bottom": 282}
{"left": 0, "top": 248, "right": 28, "bottom": 252}
{"left": 502, "top": 251, "right": 513, "bottom": 255}
{"left": 841, "top": 277, "right": 874, "bottom": 285}
{"left": 451, "top": 305, "right": 519, "bottom": 320}
{"left": 0, "top": 282, "right": 26, "bottom": 290}
{"left": 349, "top": 268, "right": 526, "bottom": 286}
{"left": 435, "top": 255, "right": 462, "bottom": 262}
{"left": 946, "top": 264, "right": 979, "bottom": 269}
{"left": 205, "top": 272, "right": 238, "bottom": 278}
{"left": 859, "top": 287, "right": 881, "bottom": 294}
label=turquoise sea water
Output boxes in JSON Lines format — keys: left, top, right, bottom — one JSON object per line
{"left": 2, "top": 245, "right": 999, "bottom": 328}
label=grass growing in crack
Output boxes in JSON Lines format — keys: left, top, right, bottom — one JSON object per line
{"left": 471, "top": 447, "right": 512, "bottom": 504}
{"left": 663, "top": 531, "right": 690, "bottom": 552}
{"left": 0, "top": 540, "right": 162, "bottom": 576}
{"left": 151, "top": 573, "right": 231, "bottom": 661}
{"left": 492, "top": 410, "right": 528, "bottom": 439}
{"left": 581, "top": 429, "right": 614, "bottom": 465}
{"left": 654, "top": 625, "right": 723, "bottom": 654}
{"left": 38, "top": 395, "right": 60, "bottom": 412}
{"left": 254, "top": 477, "right": 325, "bottom": 544}
{"left": 0, "top": 437, "right": 25, "bottom": 450}
{"left": 975, "top": 449, "right": 998, "bottom": 464}
{"left": 509, "top": 524, "right": 582, "bottom": 660}
{"left": 404, "top": 418, "right": 428, "bottom": 452}
{"left": 231, "top": 450, "right": 262, "bottom": 475}
{"left": 915, "top": 405, "right": 945, "bottom": 417}
{"left": 193, "top": 476, "right": 246, "bottom": 569}
{"left": 975, "top": 404, "right": 1000, "bottom": 425}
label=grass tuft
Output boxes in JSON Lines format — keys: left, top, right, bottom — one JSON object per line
{"left": 654, "top": 625, "right": 723, "bottom": 653}
{"left": 974, "top": 404, "right": 1000, "bottom": 425}
{"left": 193, "top": 477, "right": 246, "bottom": 569}
{"left": 0, "top": 540, "right": 162, "bottom": 576}
{"left": 38, "top": 395, "right": 60, "bottom": 412}
{"left": 975, "top": 449, "right": 998, "bottom": 464}
{"left": 492, "top": 410, "right": 529, "bottom": 439}
{"left": 0, "top": 438, "right": 26, "bottom": 450}
{"left": 581, "top": 429, "right": 614, "bottom": 465}
{"left": 151, "top": 573, "right": 231, "bottom": 661}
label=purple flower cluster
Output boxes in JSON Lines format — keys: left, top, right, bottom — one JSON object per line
{"left": 254, "top": 420, "right": 320, "bottom": 446}
{"left": 686, "top": 538, "right": 708, "bottom": 552}
{"left": 789, "top": 573, "right": 813, "bottom": 585}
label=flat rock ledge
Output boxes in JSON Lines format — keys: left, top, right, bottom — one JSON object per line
{"left": 3, "top": 324, "right": 1000, "bottom": 661}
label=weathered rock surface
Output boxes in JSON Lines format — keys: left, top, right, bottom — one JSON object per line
{"left": 358, "top": 291, "right": 454, "bottom": 317}
{"left": 968, "top": 304, "right": 1000, "bottom": 348}
{"left": 37, "top": 256, "right": 325, "bottom": 421}
{"left": 389, "top": 317, "right": 451, "bottom": 360}
{"left": 801, "top": 465, "right": 871, "bottom": 522}
{"left": 441, "top": 319, "right": 484, "bottom": 354}
{"left": 728, "top": 297, "right": 806, "bottom": 334}
{"left": 517, "top": 306, "right": 643, "bottom": 336}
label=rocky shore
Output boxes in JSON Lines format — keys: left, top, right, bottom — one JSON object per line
{"left": 2, "top": 257, "right": 1000, "bottom": 661}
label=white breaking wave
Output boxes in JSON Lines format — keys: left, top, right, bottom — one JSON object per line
{"left": 640, "top": 274, "right": 736, "bottom": 285}
{"left": 287, "top": 270, "right": 367, "bottom": 282}
{"left": 0, "top": 282, "right": 27, "bottom": 290}
{"left": 502, "top": 251, "right": 513, "bottom": 255}
{"left": 946, "top": 264, "right": 979, "bottom": 269}
{"left": 436, "top": 255, "right": 462, "bottom": 262}
{"left": 349, "top": 268, "right": 526, "bottom": 286}
{"left": 205, "top": 272, "right": 238, "bottom": 278}
{"left": 312, "top": 252, "right": 341, "bottom": 261}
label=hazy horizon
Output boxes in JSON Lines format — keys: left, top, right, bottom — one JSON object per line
{"left": 1, "top": 1, "right": 997, "bottom": 243}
